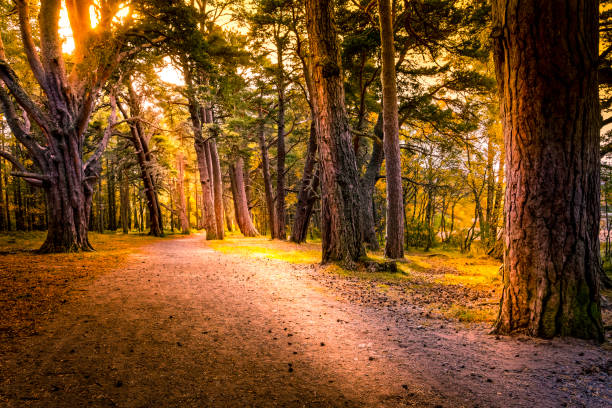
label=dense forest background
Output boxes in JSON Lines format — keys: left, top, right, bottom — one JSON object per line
{"left": 0, "top": 0, "right": 503, "bottom": 252}
{"left": 0, "top": 0, "right": 610, "bottom": 339}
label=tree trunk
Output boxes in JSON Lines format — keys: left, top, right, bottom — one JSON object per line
{"left": 224, "top": 195, "right": 235, "bottom": 232}
{"left": 229, "top": 157, "right": 258, "bottom": 237}
{"left": 491, "top": 0, "right": 603, "bottom": 340}
{"left": 378, "top": 0, "right": 404, "bottom": 259}
{"left": 258, "top": 108, "right": 278, "bottom": 238}
{"left": 209, "top": 139, "right": 225, "bottom": 240}
{"left": 275, "top": 44, "right": 287, "bottom": 240}
{"left": 119, "top": 170, "right": 130, "bottom": 234}
{"left": 360, "top": 113, "right": 384, "bottom": 250}
{"left": 106, "top": 157, "right": 117, "bottom": 231}
{"left": 176, "top": 153, "right": 190, "bottom": 234}
{"left": 121, "top": 83, "right": 163, "bottom": 237}
{"left": 305, "top": 0, "right": 364, "bottom": 265}
{"left": 0, "top": 157, "right": 6, "bottom": 231}
{"left": 39, "top": 129, "right": 98, "bottom": 252}
{"left": 291, "top": 121, "right": 320, "bottom": 243}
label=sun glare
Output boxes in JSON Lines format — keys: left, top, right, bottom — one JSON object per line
{"left": 157, "top": 58, "right": 185, "bottom": 86}
{"left": 59, "top": 1, "right": 75, "bottom": 54}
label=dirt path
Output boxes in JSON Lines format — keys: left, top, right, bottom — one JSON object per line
{"left": 1, "top": 235, "right": 610, "bottom": 407}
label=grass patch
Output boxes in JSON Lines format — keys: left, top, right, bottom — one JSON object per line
{"left": 0, "top": 231, "right": 173, "bottom": 340}
{"left": 439, "top": 304, "right": 497, "bottom": 323}
{"left": 207, "top": 234, "right": 322, "bottom": 264}
{"left": 209, "top": 234, "right": 502, "bottom": 325}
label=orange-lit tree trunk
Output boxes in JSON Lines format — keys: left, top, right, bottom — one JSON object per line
{"left": 291, "top": 121, "right": 319, "bottom": 243}
{"left": 492, "top": 0, "right": 603, "bottom": 340}
{"left": 378, "top": 0, "right": 404, "bottom": 259}
{"left": 257, "top": 105, "right": 278, "bottom": 238}
{"left": 209, "top": 139, "right": 225, "bottom": 240}
{"left": 229, "top": 157, "right": 258, "bottom": 237}
{"left": 305, "top": 0, "right": 364, "bottom": 265}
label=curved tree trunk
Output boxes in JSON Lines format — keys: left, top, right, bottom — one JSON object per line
{"left": 229, "top": 157, "right": 258, "bottom": 237}
{"left": 119, "top": 84, "right": 163, "bottom": 237}
{"left": 305, "top": 0, "right": 364, "bottom": 265}
{"left": 492, "top": 0, "right": 603, "bottom": 340}
{"left": 378, "top": 0, "right": 404, "bottom": 259}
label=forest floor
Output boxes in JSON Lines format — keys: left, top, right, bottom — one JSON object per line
{"left": 0, "top": 233, "right": 610, "bottom": 407}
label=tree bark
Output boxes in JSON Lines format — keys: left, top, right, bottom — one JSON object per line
{"left": 305, "top": 0, "right": 364, "bottom": 265}
{"left": 119, "top": 170, "right": 130, "bottom": 234}
{"left": 378, "top": 0, "right": 404, "bottom": 259}
{"left": 275, "top": 43, "right": 287, "bottom": 240}
{"left": 229, "top": 157, "right": 258, "bottom": 237}
{"left": 290, "top": 121, "right": 320, "bottom": 243}
{"left": 492, "top": 0, "right": 603, "bottom": 340}
{"left": 360, "top": 113, "right": 384, "bottom": 250}
{"left": 121, "top": 84, "right": 163, "bottom": 237}
{"left": 176, "top": 153, "right": 190, "bottom": 234}
{"left": 209, "top": 139, "right": 225, "bottom": 240}
{"left": 258, "top": 107, "right": 278, "bottom": 238}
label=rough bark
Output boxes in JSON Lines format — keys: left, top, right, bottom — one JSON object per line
{"left": 290, "top": 121, "right": 320, "bottom": 243}
{"left": 0, "top": 0, "right": 130, "bottom": 252}
{"left": 305, "top": 0, "right": 364, "bottom": 265}
{"left": 492, "top": 0, "right": 603, "bottom": 340}
{"left": 378, "top": 0, "right": 404, "bottom": 259}
{"left": 229, "top": 157, "right": 258, "bottom": 237}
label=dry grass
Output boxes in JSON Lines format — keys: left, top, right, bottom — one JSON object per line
{"left": 207, "top": 234, "right": 503, "bottom": 324}
{"left": 0, "top": 231, "right": 171, "bottom": 340}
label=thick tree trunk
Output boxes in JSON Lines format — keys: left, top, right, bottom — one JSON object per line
{"left": 291, "top": 121, "right": 319, "bottom": 243}
{"left": 492, "top": 0, "right": 603, "bottom": 340}
{"left": 257, "top": 110, "right": 278, "bottom": 238}
{"left": 39, "top": 131, "right": 96, "bottom": 253}
{"left": 360, "top": 114, "right": 384, "bottom": 250}
{"left": 229, "top": 157, "right": 258, "bottom": 237}
{"left": 305, "top": 0, "right": 364, "bottom": 265}
{"left": 378, "top": 0, "right": 404, "bottom": 259}
{"left": 209, "top": 139, "right": 225, "bottom": 240}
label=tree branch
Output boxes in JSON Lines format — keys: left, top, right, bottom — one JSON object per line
{"left": 84, "top": 92, "right": 116, "bottom": 174}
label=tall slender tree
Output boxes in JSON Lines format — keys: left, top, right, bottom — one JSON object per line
{"left": 377, "top": 0, "right": 404, "bottom": 259}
